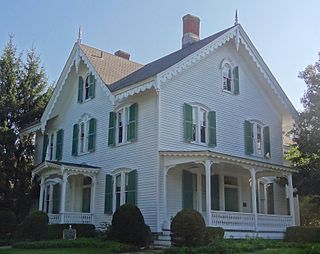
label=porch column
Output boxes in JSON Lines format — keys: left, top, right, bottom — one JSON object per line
{"left": 60, "top": 171, "right": 67, "bottom": 223}
{"left": 163, "top": 167, "right": 170, "bottom": 230}
{"left": 250, "top": 168, "right": 258, "bottom": 231}
{"left": 90, "top": 176, "right": 96, "bottom": 216}
{"left": 287, "top": 173, "right": 296, "bottom": 226}
{"left": 38, "top": 176, "right": 45, "bottom": 211}
{"left": 205, "top": 160, "right": 212, "bottom": 225}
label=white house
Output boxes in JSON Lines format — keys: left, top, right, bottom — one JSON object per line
{"left": 24, "top": 14, "right": 299, "bottom": 240}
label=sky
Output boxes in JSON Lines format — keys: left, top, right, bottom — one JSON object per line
{"left": 1, "top": 1, "right": 319, "bottom": 111}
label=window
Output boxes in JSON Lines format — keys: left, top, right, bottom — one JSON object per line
{"left": 72, "top": 116, "right": 96, "bottom": 156}
{"left": 77, "top": 73, "right": 95, "bottom": 103}
{"left": 104, "top": 170, "right": 137, "bottom": 214}
{"left": 49, "top": 134, "right": 54, "bottom": 160}
{"left": 244, "top": 120, "right": 271, "bottom": 158}
{"left": 220, "top": 59, "right": 239, "bottom": 95}
{"left": 108, "top": 104, "right": 138, "bottom": 146}
{"left": 184, "top": 103, "right": 216, "bottom": 147}
{"left": 82, "top": 177, "right": 92, "bottom": 213}
{"left": 224, "top": 175, "right": 239, "bottom": 212}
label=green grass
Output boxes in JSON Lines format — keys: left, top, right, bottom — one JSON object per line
{"left": 242, "top": 248, "right": 307, "bottom": 254}
{"left": 0, "top": 248, "right": 126, "bottom": 254}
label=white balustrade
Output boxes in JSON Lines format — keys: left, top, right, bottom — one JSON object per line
{"left": 257, "top": 214, "right": 293, "bottom": 232}
{"left": 48, "top": 213, "right": 93, "bottom": 224}
{"left": 211, "top": 210, "right": 293, "bottom": 232}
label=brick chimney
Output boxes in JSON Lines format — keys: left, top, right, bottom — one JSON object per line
{"left": 182, "top": 14, "right": 200, "bottom": 48}
{"left": 114, "top": 50, "right": 130, "bottom": 60}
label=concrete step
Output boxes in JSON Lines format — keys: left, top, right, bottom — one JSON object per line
{"left": 158, "top": 234, "right": 171, "bottom": 241}
{"left": 153, "top": 239, "right": 172, "bottom": 247}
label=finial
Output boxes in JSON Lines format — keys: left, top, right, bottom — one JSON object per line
{"left": 234, "top": 9, "right": 239, "bottom": 25}
{"left": 77, "top": 26, "right": 82, "bottom": 44}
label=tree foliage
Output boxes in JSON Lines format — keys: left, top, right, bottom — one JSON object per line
{"left": 286, "top": 53, "right": 320, "bottom": 197}
{"left": 0, "top": 36, "right": 52, "bottom": 222}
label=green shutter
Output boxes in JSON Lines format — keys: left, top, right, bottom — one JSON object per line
{"left": 88, "top": 73, "right": 95, "bottom": 99}
{"left": 42, "top": 134, "right": 49, "bottom": 162}
{"left": 108, "top": 112, "right": 116, "bottom": 146}
{"left": 52, "top": 183, "right": 61, "bottom": 214}
{"left": 182, "top": 170, "right": 193, "bottom": 209}
{"left": 104, "top": 174, "right": 113, "bottom": 214}
{"left": 233, "top": 66, "right": 240, "bottom": 95}
{"left": 263, "top": 126, "right": 271, "bottom": 158}
{"left": 244, "top": 120, "right": 254, "bottom": 155}
{"left": 78, "top": 76, "right": 84, "bottom": 103}
{"left": 184, "top": 103, "right": 193, "bottom": 142}
{"left": 82, "top": 187, "right": 91, "bottom": 213}
{"left": 208, "top": 111, "right": 217, "bottom": 147}
{"left": 55, "top": 129, "right": 64, "bottom": 160}
{"left": 127, "top": 170, "right": 137, "bottom": 205}
{"left": 211, "top": 175, "right": 220, "bottom": 210}
{"left": 72, "top": 124, "right": 79, "bottom": 156}
{"left": 88, "top": 118, "right": 96, "bottom": 152}
{"left": 127, "top": 103, "right": 138, "bottom": 142}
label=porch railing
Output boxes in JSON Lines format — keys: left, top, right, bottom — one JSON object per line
{"left": 211, "top": 210, "right": 292, "bottom": 232}
{"left": 48, "top": 212, "right": 93, "bottom": 224}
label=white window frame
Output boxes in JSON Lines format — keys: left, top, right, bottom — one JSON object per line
{"left": 49, "top": 133, "right": 55, "bottom": 161}
{"left": 115, "top": 106, "right": 131, "bottom": 145}
{"left": 43, "top": 178, "right": 61, "bottom": 214}
{"left": 79, "top": 73, "right": 93, "bottom": 103}
{"left": 190, "top": 104, "right": 209, "bottom": 145}
{"left": 220, "top": 58, "right": 234, "bottom": 93}
{"left": 250, "top": 120, "right": 266, "bottom": 157}
{"left": 111, "top": 168, "right": 131, "bottom": 212}
{"left": 77, "top": 113, "right": 93, "bottom": 155}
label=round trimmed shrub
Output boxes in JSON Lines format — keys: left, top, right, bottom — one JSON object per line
{"left": 171, "top": 209, "right": 205, "bottom": 247}
{"left": 202, "top": 227, "right": 224, "bottom": 245}
{"left": 111, "top": 204, "right": 152, "bottom": 246}
{"left": 18, "top": 211, "right": 49, "bottom": 241}
{"left": 0, "top": 210, "right": 17, "bottom": 239}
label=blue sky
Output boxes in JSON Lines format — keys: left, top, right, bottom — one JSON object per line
{"left": 1, "top": 1, "right": 319, "bottom": 111}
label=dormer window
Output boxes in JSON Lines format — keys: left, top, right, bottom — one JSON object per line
{"left": 244, "top": 120, "right": 271, "bottom": 158}
{"left": 220, "top": 59, "right": 240, "bottom": 95}
{"left": 78, "top": 73, "right": 95, "bottom": 103}
{"left": 184, "top": 103, "right": 216, "bottom": 147}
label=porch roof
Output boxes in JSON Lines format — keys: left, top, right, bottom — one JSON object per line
{"left": 32, "top": 160, "right": 101, "bottom": 178}
{"left": 159, "top": 150, "right": 298, "bottom": 173}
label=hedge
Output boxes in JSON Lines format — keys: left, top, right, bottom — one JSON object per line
{"left": 0, "top": 210, "right": 16, "bottom": 239}
{"left": 47, "top": 224, "right": 95, "bottom": 239}
{"left": 202, "top": 227, "right": 224, "bottom": 245}
{"left": 285, "top": 226, "right": 320, "bottom": 243}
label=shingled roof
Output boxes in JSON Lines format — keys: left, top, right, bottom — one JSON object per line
{"left": 79, "top": 44, "right": 143, "bottom": 85}
{"left": 109, "top": 25, "right": 235, "bottom": 92}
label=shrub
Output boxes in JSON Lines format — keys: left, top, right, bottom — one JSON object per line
{"left": 285, "top": 226, "right": 320, "bottom": 242}
{"left": 0, "top": 210, "right": 16, "bottom": 239}
{"left": 170, "top": 209, "right": 205, "bottom": 247}
{"left": 17, "top": 211, "right": 48, "bottom": 241}
{"left": 202, "top": 227, "right": 224, "bottom": 245}
{"left": 47, "top": 224, "right": 95, "bottom": 239}
{"left": 111, "top": 204, "right": 152, "bottom": 246}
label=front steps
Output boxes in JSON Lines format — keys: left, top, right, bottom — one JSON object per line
{"left": 152, "top": 229, "right": 171, "bottom": 247}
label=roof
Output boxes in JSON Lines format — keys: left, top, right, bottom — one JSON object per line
{"left": 47, "top": 160, "right": 101, "bottom": 169}
{"left": 79, "top": 44, "right": 143, "bottom": 85}
{"left": 109, "top": 25, "right": 235, "bottom": 92}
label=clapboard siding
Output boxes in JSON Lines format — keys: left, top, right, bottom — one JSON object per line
{"left": 43, "top": 61, "right": 159, "bottom": 231}
{"left": 159, "top": 41, "right": 283, "bottom": 164}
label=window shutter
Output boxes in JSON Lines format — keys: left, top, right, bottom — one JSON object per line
{"left": 72, "top": 124, "right": 79, "bottom": 156}
{"left": 263, "top": 126, "right": 271, "bottom": 158}
{"left": 78, "top": 77, "right": 84, "bottom": 103}
{"left": 211, "top": 175, "right": 220, "bottom": 210}
{"left": 104, "top": 174, "right": 113, "bottom": 214}
{"left": 108, "top": 112, "right": 116, "bottom": 146}
{"left": 233, "top": 66, "right": 240, "bottom": 95}
{"left": 88, "top": 118, "right": 96, "bottom": 152}
{"left": 88, "top": 73, "right": 95, "bottom": 99}
{"left": 42, "top": 134, "right": 49, "bottom": 162}
{"left": 127, "top": 103, "right": 138, "bottom": 142}
{"left": 127, "top": 170, "right": 137, "bottom": 205}
{"left": 182, "top": 170, "right": 193, "bottom": 209}
{"left": 184, "top": 103, "right": 193, "bottom": 142}
{"left": 55, "top": 129, "right": 64, "bottom": 160}
{"left": 208, "top": 111, "right": 217, "bottom": 147}
{"left": 52, "top": 183, "right": 61, "bottom": 214}
{"left": 244, "top": 120, "right": 254, "bottom": 155}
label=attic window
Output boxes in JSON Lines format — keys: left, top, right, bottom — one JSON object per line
{"left": 220, "top": 58, "right": 240, "bottom": 95}
{"left": 222, "top": 63, "right": 232, "bottom": 91}
{"left": 78, "top": 73, "right": 96, "bottom": 103}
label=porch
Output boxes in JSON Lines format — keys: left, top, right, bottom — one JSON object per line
{"left": 161, "top": 151, "right": 297, "bottom": 237}
{"left": 32, "top": 161, "right": 100, "bottom": 225}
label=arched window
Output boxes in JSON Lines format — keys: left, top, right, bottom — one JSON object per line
{"left": 220, "top": 58, "right": 240, "bottom": 95}
{"left": 222, "top": 63, "right": 232, "bottom": 92}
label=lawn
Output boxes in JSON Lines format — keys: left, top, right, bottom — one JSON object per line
{"left": 243, "top": 248, "right": 307, "bottom": 254}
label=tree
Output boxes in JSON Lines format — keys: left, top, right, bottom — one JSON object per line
{"left": 0, "top": 36, "right": 52, "bottom": 222}
{"left": 287, "top": 53, "right": 320, "bottom": 197}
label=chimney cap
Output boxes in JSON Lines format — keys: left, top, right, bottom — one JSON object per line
{"left": 183, "top": 14, "right": 200, "bottom": 22}
{"left": 114, "top": 50, "right": 130, "bottom": 60}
